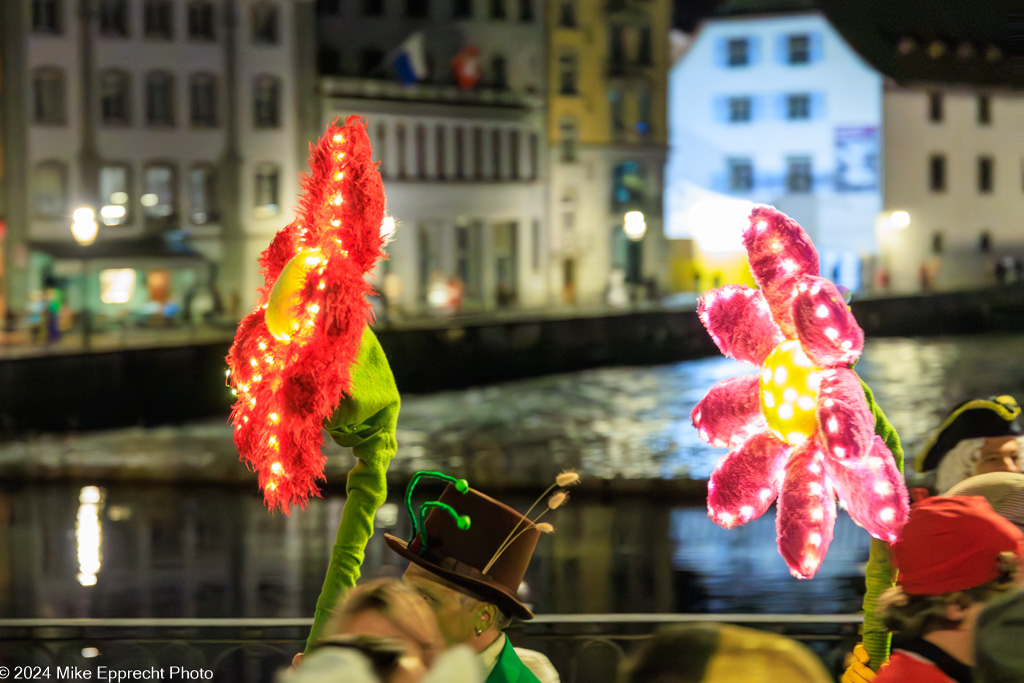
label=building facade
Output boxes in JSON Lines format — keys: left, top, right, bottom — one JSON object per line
{"left": 547, "top": 0, "right": 672, "bottom": 306}
{"left": 1, "top": 0, "right": 310, "bottom": 329}
{"left": 666, "top": 11, "right": 882, "bottom": 294}
{"left": 316, "top": 0, "right": 549, "bottom": 315}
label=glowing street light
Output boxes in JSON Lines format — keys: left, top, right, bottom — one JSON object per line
{"left": 70, "top": 207, "right": 98, "bottom": 348}
{"left": 889, "top": 211, "right": 911, "bottom": 229}
{"left": 624, "top": 211, "right": 646, "bottom": 241}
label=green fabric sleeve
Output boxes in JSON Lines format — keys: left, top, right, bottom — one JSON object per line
{"left": 304, "top": 327, "right": 400, "bottom": 652}
{"left": 859, "top": 377, "right": 904, "bottom": 670}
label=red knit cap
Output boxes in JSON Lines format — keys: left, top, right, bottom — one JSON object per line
{"left": 893, "top": 496, "right": 1024, "bottom": 596}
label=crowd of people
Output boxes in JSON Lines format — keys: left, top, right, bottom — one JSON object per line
{"left": 280, "top": 393, "right": 1024, "bottom": 683}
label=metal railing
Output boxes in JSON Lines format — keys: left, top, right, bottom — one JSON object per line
{"left": 0, "top": 614, "right": 864, "bottom": 681}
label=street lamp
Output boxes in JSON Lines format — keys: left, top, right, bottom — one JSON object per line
{"left": 623, "top": 210, "right": 647, "bottom": 241}
{"left": 71, "top": 207, "right": 98, "bottom": 349}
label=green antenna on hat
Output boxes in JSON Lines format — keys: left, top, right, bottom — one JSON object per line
{"left": 404, "top": 471, "right": 471, "bottom": 552}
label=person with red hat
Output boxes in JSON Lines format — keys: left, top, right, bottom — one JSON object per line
{"left": 386, "top": 472, "right": 574, "bottom": 683}
{"left": 873, "top": 496, "right": 1024, "bottom": 683}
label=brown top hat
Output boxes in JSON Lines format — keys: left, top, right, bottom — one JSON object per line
{"left": 384, "top": 483, "right": 539, "bottom": 620}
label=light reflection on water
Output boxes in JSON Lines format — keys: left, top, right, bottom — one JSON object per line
{"left": 2, "top": 332, "right": 1023, "bottom": 619}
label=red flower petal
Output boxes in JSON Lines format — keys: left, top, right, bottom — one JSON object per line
{"left": 776, "top": 440, "right": 836, "bottom": 579}
{"left": 692, "top": 373, "right": 767, "bottom": 448}
{"left": 816, "top": 368, "right": 876, "bottom": 463}
{"left": 742, "top": 207, "right": 819, "bottom": 338}
{"left": 698, "top": 286, "right": 786, "bottom": 366}
{"left": 793, "top": 275, "right": 863, "bottom": 368}
{"left": 826, "top": 435, "right": 909, "bottom": 543}
{"left": 707, "top": 431, "right": 791, "bottom": 528}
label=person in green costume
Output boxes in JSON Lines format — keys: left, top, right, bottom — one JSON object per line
{"left": 303, "top": 327, "right": 402, "bottom": 653}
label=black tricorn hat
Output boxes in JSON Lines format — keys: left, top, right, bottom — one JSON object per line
{"left": 385, "top": 483, "right": 539, "bottom": 620}
{"left": 917, "top": 395, "right": 1022, "bottom": 472}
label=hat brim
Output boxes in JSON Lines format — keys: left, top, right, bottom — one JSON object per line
{"left": 384, "top": 533, "right": 534, "bottom": 620}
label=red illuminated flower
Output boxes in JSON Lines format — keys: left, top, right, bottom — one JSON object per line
{"left": 692, "top": 207, "right": 908, "bottom": 578}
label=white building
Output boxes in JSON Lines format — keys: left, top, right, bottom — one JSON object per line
{"left": 666, "top": 10, "right": 882, "bottom": 293}
{"left": 2, "top": 0, "right": 310, "bottom": 325}
{"left": 316, "top": 0, "right": 549, "bottom": 314}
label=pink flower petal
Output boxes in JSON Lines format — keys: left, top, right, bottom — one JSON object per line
{"left": 826, "top": 435, "right": 909, "bottom": 543}
{"left": 692, "top": 374, "right": 768, "bottom": 448}
{"left": 698, "top": 286, "right": 785, "bottom": 366}
{"left": 707, "top": 431, "right": 791, "bottom": 528}
{"left": 816, "top": 367, "right": 876, "bottom": 463}
{"left": 792, "top": 275, "right": 864, "bottom": 367}
{"left": 776, "top": 440, "right": 836, "bottom": 579}
{"left": 742, "top": 207, "right": 820, "bottom": 338}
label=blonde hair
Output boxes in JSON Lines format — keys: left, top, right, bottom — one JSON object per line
{"left": 324, "top": 578, "right": 445, "bottom": 665}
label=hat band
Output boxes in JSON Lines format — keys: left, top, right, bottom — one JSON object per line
{"left": 419, "top": 550, "right": 511, "bottom": 592}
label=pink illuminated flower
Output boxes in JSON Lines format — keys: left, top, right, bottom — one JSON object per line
{"left": 692, "top": 207, "right": 909, "bottom": 579}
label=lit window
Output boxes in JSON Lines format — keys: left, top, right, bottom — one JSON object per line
{"left": 99, "top": 269, "right": 137, "bottom": 304}
{"left": 143, "top": 163, "right": 176, "bottom": 224}
{"left": 99, "top": 164, "right": 131, "bottom": 226}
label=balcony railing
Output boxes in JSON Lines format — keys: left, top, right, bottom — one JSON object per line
{"left": 0, "top": 614, "right": 863, "bottom": 681}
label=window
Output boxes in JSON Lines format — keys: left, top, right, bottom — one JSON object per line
{"left": 518, "top": 0, "right": 533, "bottom": 21}
{"left": 143, "top": 163, "right": 177, "bottom": 225}
{"left": 979, "top": 231, "right": 991, "bottom": 253}
{"left": 928, "top": 92, "right": 943, "bottom": 122}
{"left": 638, "top": 25, "right": 653, "bottom": 65}
{"left": 528, "top": 132, "right": 538, "bottom": 179}
{"left": 32, "top": 68, "right": 65, "bottom": 124}
{"left": 100, "top": 70, "right": 131, "bottom": 125}
{"left": 491, "top": 55, "right": 507, "bottom": 88}
{"left": 452, "top": 0, "right": 471, "bottom": 18}
{"left": 32, "top": 0, "right": 61, "bottom": 34}
{"left": 188, "top": 1, "right": 215, "bottom": 40}
{"left": 490, "top": 0, "right": 506, "bottom": 19}
{"left": 374, "top": 122, "right": 387, "bottom": 172}
{"left": 609, "top": 25, "right": 626, "bottom": 75}
{"left": 435, "top": 125, "right": 446, "bottom": 178}
{"left": 786, "top": 157, "right": 813, "bottom": 193}
{"left": 612, "top": 162, "right": 646, "bottom": 209}
{"left": 415, "top": 125, "right": 427, "bottom": 178}
{"left": 558, "top": 0, "right": 575, "bottom": 27}
{"left": 931, "top": 231, "right": 944, "bottom": 254}
{"left": 472, "top": 127, "right": 484, "bottom": 179}
{"left": 728, "top": 96, "right": 751, "bottom": 123}
{"left": 99, "top": 164, "right": 130, "bottom": 226}
{"left": 406, "top": 0, "right": 427, "bottom": 18}
{"left": 787, "top": 34, "right": 810, "bottom": 64}
{"left": 254, "top": 163, "right": 280, "bottom": 217}
{"left": 727, "top": 38, "right": 749, "bottom": 66}
{"left": 727, "top": 158, "right": 753, "bottom": 192}
{"left": 188, "top": 165, "right": 218, "bottom": 224}
{"left": 251, "top": 3, "right": 278, "bottom": 44}
{"left": 99, "top": 0, "right": 129, "bottom": 37}
{"left": 144, "top": 0, "right": 173, "bottom": 39}
{"left": 636, "top": 84, "right": 651, "bottom": 136}
{"left": 31, "top": 161, "right": 68, "bottom": 218}
{"left": 395, "top": 124, "right": 407, "bottom": 178}
{"left": 145, "top": 71, "right": 175, "bottom": 126}
{"left": 978, "top": 95, "right": 991, "bottom": 125}
{"left": 929, "top": 154, "right": 946, "bottom": 192}
{"left": 454, "top": 127, "right": 465, "bottom": 179}
{"left": 559, "top": 119, "right": 577, "bottom": 162}
{"left": 609, "top": 90, "right": 625, "bottom": 137}
{"left": 253, "top": 75, "right": 280, "bottom": 128}
{"left": 492, "top": 129, "right": 503, "bottom": 179}
{"left": 558, "top": 51, "right": 578, "bottom": 94}
{"left": 509, "top": 129, "right": 520, "bottom": 179}
{"left": 190, "top": 73, "right": 217, "bottom": 127}
{"left": 978, "top": 156, "right": 994, "bottom": 193}
{"left": 787, "top": 94, "right": 810, "bottom": 120}
{"left": 363, "top": 0, "right": 384, "bottom": 15}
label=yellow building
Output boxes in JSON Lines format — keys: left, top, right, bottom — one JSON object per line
{"left": 547, "top": 0, "right": 672, "bottom": 306}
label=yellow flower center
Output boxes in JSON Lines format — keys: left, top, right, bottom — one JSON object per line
{"left": 759, "top": 340, "right": 822, "bottom": 445}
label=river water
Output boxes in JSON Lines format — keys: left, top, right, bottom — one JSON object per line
{"left": 2, "top": 332, "right": 1023, "bottom": 620}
